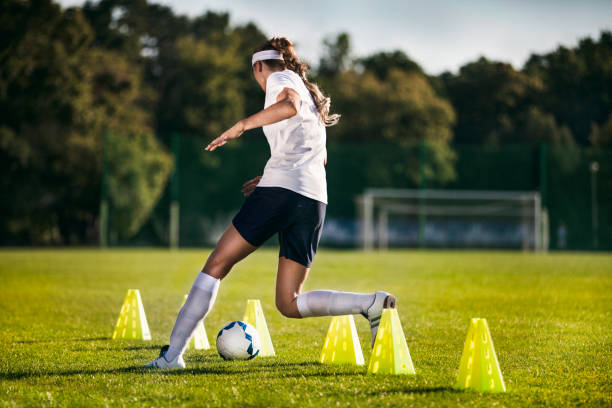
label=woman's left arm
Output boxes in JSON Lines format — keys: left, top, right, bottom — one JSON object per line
{"left": 205, "top": 88, "right": 301, "bottom": 151}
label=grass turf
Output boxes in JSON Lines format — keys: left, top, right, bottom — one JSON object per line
{"left": 1, "top": 249, "right": 611, "bottom": 407}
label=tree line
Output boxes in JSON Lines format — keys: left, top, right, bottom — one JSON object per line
{"left": 1, "top": 0, "right": 610, "bottom": 244}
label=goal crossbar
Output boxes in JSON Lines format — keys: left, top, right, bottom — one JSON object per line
{"left": 357, "top": 188, "right": 542, "bottom": 251}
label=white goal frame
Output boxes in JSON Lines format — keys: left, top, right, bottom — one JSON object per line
{"left": 356, "top": 188, "right": 544, "bottom": 251}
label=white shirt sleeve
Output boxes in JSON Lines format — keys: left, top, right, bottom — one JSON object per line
{"left": 265, "top": 72, "right": 298, "bottom": 105}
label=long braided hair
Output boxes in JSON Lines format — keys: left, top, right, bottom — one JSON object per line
{"left": 254, "top": 36, "right": 341, "bottom": 127}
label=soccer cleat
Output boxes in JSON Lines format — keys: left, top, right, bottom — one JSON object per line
{"left": 362, "top": 291, "right": 396, "bottom": 348}
{"left": 144, "top": 345, "right": 186, "bottom": 369}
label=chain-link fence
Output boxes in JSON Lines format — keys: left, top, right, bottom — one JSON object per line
{"left": 101, "top": 133, "right": 611, "bottom": 251}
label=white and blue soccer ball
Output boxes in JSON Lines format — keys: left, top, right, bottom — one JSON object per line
{"left": 216, "top": 321, "right": 261, "bottom": 360}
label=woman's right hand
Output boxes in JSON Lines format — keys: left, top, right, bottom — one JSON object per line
{"left": 241, "top": 176, "right": 262, "bottom": 196}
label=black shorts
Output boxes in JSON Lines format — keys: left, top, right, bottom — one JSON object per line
{"left": 232, "top": 186, "right": 326, "bottom": 267}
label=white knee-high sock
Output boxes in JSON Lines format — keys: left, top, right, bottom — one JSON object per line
{"left": 296, "top": 290, "right": 375, "bottom": 317}
{"left": 165, "top": 273, "right": 220, "bottom": 361}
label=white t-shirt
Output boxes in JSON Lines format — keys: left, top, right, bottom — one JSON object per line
{"left": 257, "top": 69, "right": 328, "bottom": 204}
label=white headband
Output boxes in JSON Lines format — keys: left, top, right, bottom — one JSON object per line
{"left": 252, "top": 50, "right": 284, "bottom": 66}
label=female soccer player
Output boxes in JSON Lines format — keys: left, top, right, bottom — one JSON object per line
{"left": 146, "top": 36, "right": 395, "bottom": 369}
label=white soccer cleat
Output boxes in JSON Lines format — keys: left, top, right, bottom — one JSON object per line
{"left": 362, "top": 291, "right": 397, "bottom": 348}
{"left": 145, "top": 345, "right": 186, "bottom": 369}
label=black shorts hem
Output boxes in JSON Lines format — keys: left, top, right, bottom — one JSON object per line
{"left": 231, "top": 218, "right": 259, "bottom": 247}
{"left": 279, "top": 253, "right": 312, "bottom": 268}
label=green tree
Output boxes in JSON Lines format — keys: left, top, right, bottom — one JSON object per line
{"left": 0, "top": 0, "right": 96, "bottom": 243}
{"left": 326, "top": 68, "right": 456, "bottom": 184}
{"left": 589, "top": 113, "right": 612, "bottom": 147}
{"left": 357, "top": 50, "right": 424, "bottom": 79}
{"left": 524, "top": 31, "right": 612, "bottom": 145}
{"left": 81, "top": 1, "right": 267, "bottom": 137}
{"left": 441, "top": 57, "right": 571, "bottom": 145}
{"left": 521, "top": 106, "right": 574, "bottom": 146}
{"left": 0, "top": 0, "right": 171, "bottom": 244}
{"left": 229, "top": 22, "right": 268, "bottom": 118}
{"left": 315, "top": 33, "right": 457, "bottom": 185}
{"left": 86, "top": 49, "right": 172, "bottom": 241}
{"left": 164, "top": 35, "right": 245, "bottom": 136}
{"left": 81, "top": 0, "right": 153, "bottom": 58}
{"left": 318, "top": 32, "right": 352, "bottom": 77}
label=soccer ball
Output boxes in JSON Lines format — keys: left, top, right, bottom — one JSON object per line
{"left": 216, "top": 321, "right": 261, "bottom": 360}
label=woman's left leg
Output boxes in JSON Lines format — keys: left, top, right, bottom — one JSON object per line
{"left": 146, "top": 223, "right": 257, "bottom": 368}
{"left": 164, "top": 224, "right": 257, "bottom": 360}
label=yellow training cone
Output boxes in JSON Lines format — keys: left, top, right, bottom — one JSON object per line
{"left": 320, "top": 315, "right": 364, "bottom": 365}
{"left": 455, "top": 318, "right": 506, "bottom": 393}
{"left": 243, "top": 299, "right": 275, "bottom": 356}
{"left": 111, "top": 289, "right": 151, "bottom": 340}
{"left": 180, "top": 294, "right": 210, "bottom": 350}
{"left": 367, "top": 308, "right": 415, "bottom": 375}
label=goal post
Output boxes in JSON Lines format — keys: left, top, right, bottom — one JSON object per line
{"left": 356, "top": 188, "right": 545, "bottom": 251}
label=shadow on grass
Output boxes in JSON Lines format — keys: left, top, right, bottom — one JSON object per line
{"left": 186, "top": 357, "right": 321, "bottom": 369}
{"left": 157, "top": 361, "right": 347, "bottom": 377}
{"left": 365, "top": 386, "right": 455, "bottom": 395}
{"left": 72, "top": 337, "right": 112, "bottom": 342}
{"left": 1, "top": 366, "right": 146, "bottom": 381}
{"left": 121, "top": 345, "right": 162, "bottom": 351}
{"left": 1, "top": 365, "right": 289, "bottom": 380}
{"left": 15, "top": 339, "right": 166, "bottom": 353}
{"left": 267, "top": 361, "right": 321, "bottom": 367}
{"left": 2, "top": 368, "right": 460, "bottom": 398}
{"left": 1, "top": 361, "right": 360, "bottom": 381}
{"left": 14, "top": 337, "right": 110, "bottom": 344}
{"left": 71, "top": 344, "right": 162, "bottom": 353}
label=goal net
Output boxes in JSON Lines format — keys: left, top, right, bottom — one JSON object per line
{"left": 356, "top": 189, "right": 545, "bottom": 251}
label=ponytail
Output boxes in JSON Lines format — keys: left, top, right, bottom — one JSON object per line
{"left": 254, "top": 36, "right": 341, "bottom": 127}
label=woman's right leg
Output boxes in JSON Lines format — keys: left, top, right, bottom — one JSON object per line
{"left": 275, "top": 256, "right": 396, "bottom": 348}
{"left": 160, "top": 223, "right": 257, "bottom": 363}
{"left": 275, "top": 256, "right": 377, "bottom": 319}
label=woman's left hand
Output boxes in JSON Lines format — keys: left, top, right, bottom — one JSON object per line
{"left": 205, "top": 121, "right": 245, "bottom": 151}
{"left": 241, "top": 176, "right": 262, "bottom": 196}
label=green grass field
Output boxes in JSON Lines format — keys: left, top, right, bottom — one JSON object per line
{"left": 1, "top": 249, "right": 611, "bottom": 407}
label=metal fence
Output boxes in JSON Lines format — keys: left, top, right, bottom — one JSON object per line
{"left": 100, "top": 133, "right": 611, "bottom": 251}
